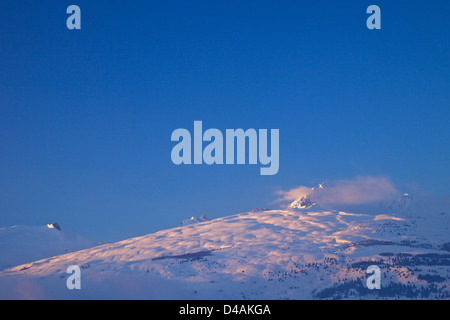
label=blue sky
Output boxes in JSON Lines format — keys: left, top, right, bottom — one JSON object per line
{"left": 0, "top": 1, "right": 449, "bottom": 241}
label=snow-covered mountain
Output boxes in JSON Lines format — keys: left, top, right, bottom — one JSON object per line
{"left": 382, "top": 193, "right": 414, "bottom": 213}
{"left": 179, "top": 214, "right": 211, "bottom": 226}
{"left": 0, "top": 201, "right": 448, "bottom": 299}
{"left": 287, "top": 182, "right": 325, "bottom": 209}
{"left": 0, "top": 224, "right": 94, "bottom": 271}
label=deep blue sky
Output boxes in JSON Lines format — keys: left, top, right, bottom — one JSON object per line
{"left": 1, "top": 1, "right": 449, "bottom": 241}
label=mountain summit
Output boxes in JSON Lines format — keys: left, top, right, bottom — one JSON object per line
{"left": 383, "top": 193, "right": 414, "bottom": 213}
{"left": 287, "top": 182, "right": 326, "bottom": 209}
{"left": 179, "top": 214, "right": 211, "bottom": 226}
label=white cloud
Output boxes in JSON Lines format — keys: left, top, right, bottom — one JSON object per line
{"left": 273, "top": 186, "right": 312, "bottom": 203}
{"left": 275, "top": 176, "right": 399, "bottom": 209}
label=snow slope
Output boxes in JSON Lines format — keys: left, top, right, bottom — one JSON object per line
{"left": 0, "top": 224, "right": 94, "bottom": 271}
{"left": 0, "top": 206, "right": 448, "bottom": 299}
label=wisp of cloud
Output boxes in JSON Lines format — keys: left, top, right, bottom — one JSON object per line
{"left": 275, "top": 176, "right": 400, "bottom": 211}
